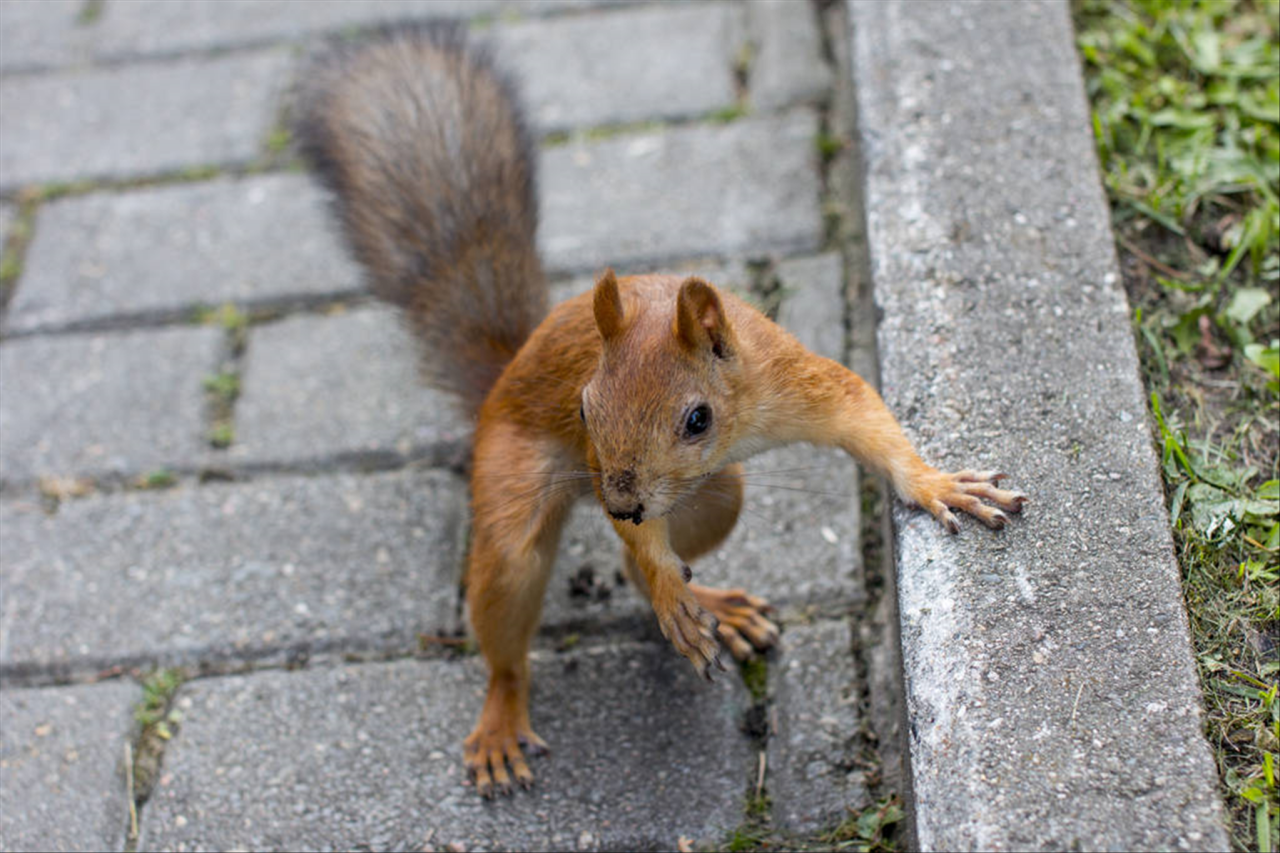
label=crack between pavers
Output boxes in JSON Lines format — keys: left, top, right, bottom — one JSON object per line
{"left": 0, "top": 289, "right": 375, "bottom": 342}
{"left": 0, "top": 440, "right": 472, "bottom": 505}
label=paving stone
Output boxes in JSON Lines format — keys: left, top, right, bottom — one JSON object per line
{"left": 773, "top": 253, "right": 845, "bottom": 362}
{"left": 90, "top": 0, "right": 616, "bottom": 59}
{"left": 0, "top": 327, "right": 222, "bottom": 485}
{"left": 492, "top": 3, "right": 740, "bottom": 135}
{"left": 851, "top": 2, "right": 1229, "bottom": 850}
{"left": 746, "top": 0, "right": 832, "bottom": 111}
{"left": 139, "top": 645, "right": 753, "bottom": 851}
{"left": 0, "top": 0, "right": 91, "bottom": 73}
{"left": 0, "top": 49, "right": 290, "bottom": 190}
{"left": 4, "top": 174, "right": 360, "bottom": 334}
{"left": 769, "top": 619, "right": 865, "bottom": 833}
{"left": 0, "top": 468, "right": 466, "bottom": 677}
{"left": 0, "top": 680, "right": 138, "bottom": 852}
{"left": 0, "top": 202, "right": 15, "bottom": 247}
{"left": 540, "top": 112, "right": 823, "bottom": 275}
{"left": 230, "top": 307, "right": 470, "bottom": 466}
{"left": 550, "top": 258, "right": 754, "bottom": 307}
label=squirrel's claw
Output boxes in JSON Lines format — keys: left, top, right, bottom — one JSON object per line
{"left": 915, "top": 469, "right": 1028, "bottom": 533}
{"left": 692, "top": 584, "right": 781, "bottom": 661}
{"left": 657, "top": 595, "right": 723, "bottom": 680}
{"left": 464, "top": 721, "right": 547, "bottom": 799}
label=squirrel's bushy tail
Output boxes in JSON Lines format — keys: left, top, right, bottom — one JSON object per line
{"left": 294, "top": 23, "right": 547, "bottom": 418}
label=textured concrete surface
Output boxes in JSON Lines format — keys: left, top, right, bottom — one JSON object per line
{"left": 0, "top": 48, "right": 289, "bottom": 189}
{"left": 4, "top": 174, "right": 360, "bottom": 334}
{"left": 90, "top": 0, "right": 614, "bottom": 61}
{"left": 0, "top": 679, "right": 138, "bottom": 852}
{"left": 769, "top": 620, "right": 864, "bottom": 833}
{"left": 0, "top": 469, "right": 466, "bottom": 677}
{"left": 494, "top": 3, "right": 740, "bottom": 134}
{"left": 231, "top": 307, "right": 470, "bottom": 466}
{"left": 140, "top": 646, "right": 753, "bottom": 852}
{"left": 0, "top": 327, "right": 222, "bottom": 485}
{"left": 540, "top": 112, "right": 823, "bottom": 274}
{"left": 747, "top": 0, "right": 832, "bottom": 111}
{"left": 0, "top": 202, "right": 15, "bottom": 247}
{"left": 851, "top": 2, "right": 1229, "bottom": 850}
{"left": 0, "top": 0, "right": 90, "bottom": 73}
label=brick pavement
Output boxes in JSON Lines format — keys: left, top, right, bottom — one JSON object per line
{"left": 0, "top": 2, "right": 874, "bottom": 850}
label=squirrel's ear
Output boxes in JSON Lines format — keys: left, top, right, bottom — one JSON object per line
{"left": 593, "top": 269, "right": 625, "bottom": 341}
{"left": 674, "top": 277, "right": 733, "bottom": 358}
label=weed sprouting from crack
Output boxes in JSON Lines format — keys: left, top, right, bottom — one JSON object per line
{"left": 126, "top": 668, "right": 186, "bottom": 850}
{"left": 817, "top": 794, "right": 906, "bottom": 853}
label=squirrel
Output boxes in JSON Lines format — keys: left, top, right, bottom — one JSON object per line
{"left": 295, "top": 23, "right": 1027, "bottom": 798}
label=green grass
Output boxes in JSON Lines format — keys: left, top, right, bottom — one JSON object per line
{"left": 1075, "top": 2, "right": 1279, "bottom": 850}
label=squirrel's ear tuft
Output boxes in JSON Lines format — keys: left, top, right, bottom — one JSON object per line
{"left": 593, "top": 269, "right": 625, "bottom": 341}
{"left": 674, "top": 277, "right": 733, "bottom": 358}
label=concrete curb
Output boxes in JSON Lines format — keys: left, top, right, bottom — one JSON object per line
{"left": 849, "top": 2, "right": 1230, "bottom": 850}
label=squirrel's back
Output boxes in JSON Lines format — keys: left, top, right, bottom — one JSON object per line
{"left": 294, "top": 24, "right": 547, "bottom": 417}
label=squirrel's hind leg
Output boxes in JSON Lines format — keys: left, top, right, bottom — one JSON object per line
{"left": 623, "top": 463, "right": 780, "bottom": 661}
{"left": 464, "top": 430, "right": 580, "bottom": 797}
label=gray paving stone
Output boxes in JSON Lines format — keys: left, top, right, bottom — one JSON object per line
{"left": 0, "top": 0, "right": 91, "bottom": 73}
{"left": 0, "top": 680, "right": 138, "bottom": 853}
{"left": 774, "top": 253, "right": 845, "bottom": 362}
{"left": 0, "top": 202, "right": 15, "bottom": 247}
{"left": 230, "top": 307, "right": 470, "bottom": 466}
{"left": 0, "top": 327, "right": 222, "bottom": 485}
{"left": 540, "top": 112, "right": 824, "bottom": 274}
{"left": 492, "top": 3, "right": 740, "bottom": 135}
{"left": 0, "top": 49, "right": 290, "bottom": 190}
{"left": 139, "top": 646, "right": 753, "bottom": 851}
{"left": 550, "top": 258, "right": 754, "bottom": 307}
{"left": 746, "top": 0, "right": 832, "bottom": 111}
{"left": 769, "top": 619, "right": 865, "bottom": 833}
{"left": 91, "top": 0, "right": 616, "bottom": 60}
{"left": 4, "top": 174, "right": 360, "bottom": 334}
{"left": 0, "top": 468, "right": 466, "bottom": 676}
{"left": 851, "top": 2, "right": 1229, "bottom": 850}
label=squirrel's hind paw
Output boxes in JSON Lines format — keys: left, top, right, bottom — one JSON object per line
{"left": 464, "top": 723, "right": 546, "bottom": 798}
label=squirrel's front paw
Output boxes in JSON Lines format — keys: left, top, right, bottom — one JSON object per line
{"left": 912, "top": 469, "right": 1028, "bottom": 533}
{"left": 655, "top": 593, "right": 726, "bottom": 680}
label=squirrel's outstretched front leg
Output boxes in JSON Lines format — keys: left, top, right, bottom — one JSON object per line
{"left": 764, "top": 355, "right": 1028, "bottom": 531}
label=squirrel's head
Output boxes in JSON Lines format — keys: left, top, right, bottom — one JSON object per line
{"left": 582, "top": 270, "right": 744, "bottom": 526}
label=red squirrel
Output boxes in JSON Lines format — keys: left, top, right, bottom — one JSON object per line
{"left": 296, "top": 24, "right": 1026, "bottom": 797}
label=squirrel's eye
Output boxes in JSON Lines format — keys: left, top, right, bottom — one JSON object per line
{"left": 579, "top": 402, "right": 586, "bottom": 424}
{"left": 684, "top": 404, "right": 711, "bottom": 437}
